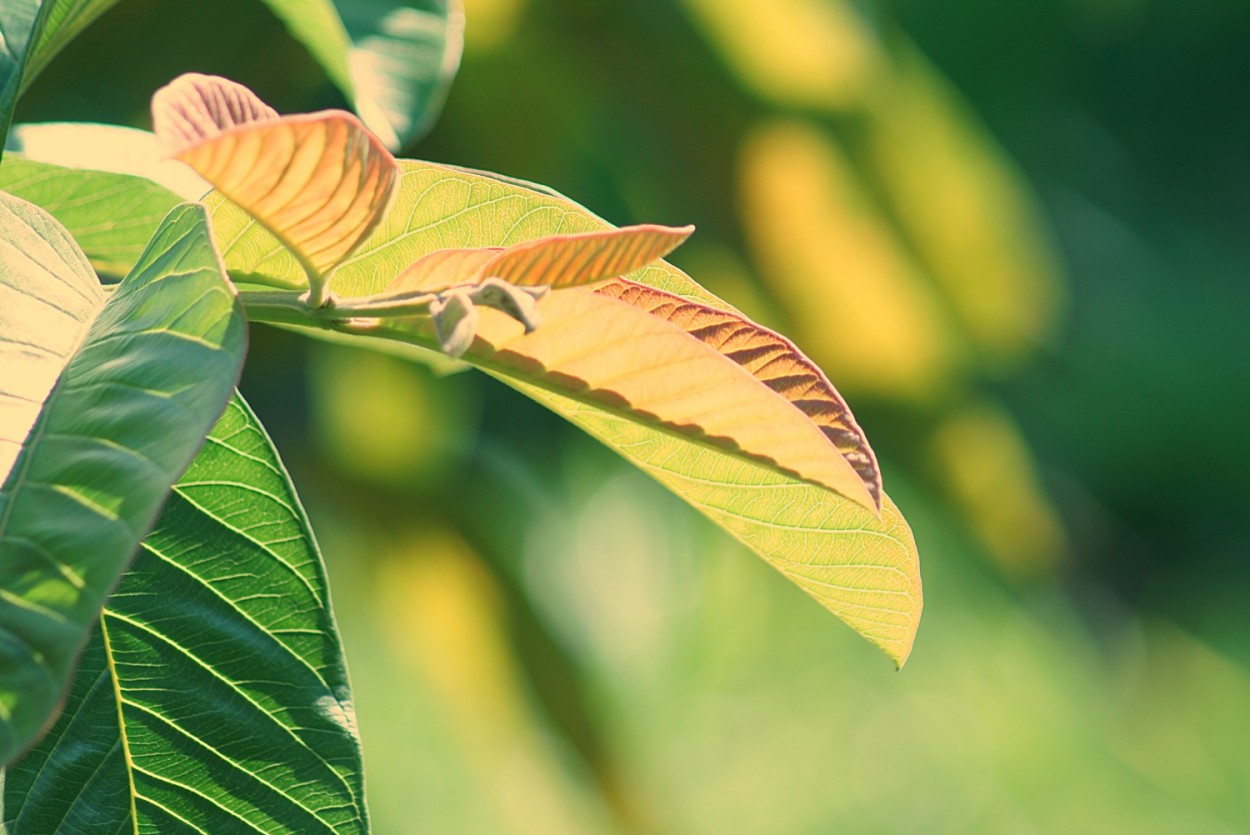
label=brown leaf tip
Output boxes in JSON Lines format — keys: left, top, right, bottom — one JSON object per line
{"left": 598, "top": 279, "right": 883, "bottom": 509}
{"left": 152, "top": 73, "right": 279, "bottom": 157}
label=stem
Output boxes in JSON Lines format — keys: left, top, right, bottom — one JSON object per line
{"left": 239, "top": 288, "right": 443, "bottom": 326}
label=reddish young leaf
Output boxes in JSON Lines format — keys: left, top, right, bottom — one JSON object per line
{"left": 596, "top": 278, "right": 882, "bottom": 508}
{"left": 388, "top": 224, "right": 695, "bottom": 293}
{"left": 152, "top": 73, "right": 399, "bottom": 285}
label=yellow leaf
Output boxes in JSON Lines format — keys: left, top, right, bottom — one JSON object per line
{"left": 387, "top": 288, "right": 877, "bottom": 512}
{"left": 597, "top": 278, "right": 881, "bottom": 509}
{"left": 389, "top": 224, "right": 695, "bottom": 293}
{"left": 151, "top": 73, "right": 399, "bottom": 290}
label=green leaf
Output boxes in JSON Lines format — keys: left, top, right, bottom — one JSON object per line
{"left": 3, "top": 395, "right": 368, "bottom": 833}
{"left": 213, "top": 161, "right": 923, "bottom": 663}
{"left": 337, "top": 0, "right": 464, "bottom": 149}
{"left": 257, "top": 0, "right": 463, "bottom": 149}
{"left": 0, "top": 1, "right": 41, "bottom": 148}
{"left": 0, "top": 152, "right": 183, "bottom": 276}
{"left": 0, "top": 0, "right": 122, "bottom": 153}
{"left": 0, "top": 195, "right": 246, "bottom": 764}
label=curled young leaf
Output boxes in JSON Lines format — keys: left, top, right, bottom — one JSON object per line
{"left": 151, "top": 73, "right": 399, "bottom": 297}
{"left": 470, "top": 277, "right": 545, "bottom": 332}
{"left": 596, "top": 278, "right": 882, "bottom": 508}
{"left": 388, "top": 224, "right": 695, "bottom": 293}
{"left": 428, "top": 289, "right": 478, "bottom": 358}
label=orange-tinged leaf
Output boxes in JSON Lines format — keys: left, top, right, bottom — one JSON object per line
{"left": 596, "top": 278, "right": 881, "bottom": 509}
{"left": 388, "top": 224, "right": 695, "bottom": 293}
{"left": 151, "top": 73, "right": 399, "bottom": 282}
{"left": 390, "top": 288, "right": 877, "bottom": 512}
{"left": 389, "top": 247, "right": 502, "bottom": 292}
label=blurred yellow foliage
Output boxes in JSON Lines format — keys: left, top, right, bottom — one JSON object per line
{"left": 680, "top": 0, "right": 878, "bottom": 109}
{"left": 462, "top": 0, "right": 529, "bottom": 53}
{"left": 928, "top": 401, "right": 1067, "bottom": 575}
{"left": 739, "top": 120, "right": 964, "bottom": 402}
{"left": 308, "top": 344, "right": 475, "bottom": 486}
{"left": 377, "top": 528, "right": 602, "bottom": 835}
{"left": 862, "top": 45, "right": 1065, "bottom": 369}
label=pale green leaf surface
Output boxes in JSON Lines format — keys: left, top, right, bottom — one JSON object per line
{"left": 3, "top": 395, "right": 367, "bottom": 833}
{"left": 4, "top": 123, "right": 212, "bottom": 201}
{"left": 0, "top": 191, "right": 102, "bottom": 484}
{"left": 0, "top": 199, "right": 246, "bottom": 765}
{"left": 211, "top": 160, "right": 922, "bottom": 661}
{"left": 0, "top": 153, "right": 183, "bottom": 276}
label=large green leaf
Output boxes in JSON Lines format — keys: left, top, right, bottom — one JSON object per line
{"left": 3, "top": 395, "right": 367, "bottom": 833}
{"left": 211, "top": 161, "right": 924, "bottom": 663}
{"left": 0, "top": 196, "right": 246, "bottom": 764}
{"left": 0, "top": 0, "right": 121, "bottom": 152}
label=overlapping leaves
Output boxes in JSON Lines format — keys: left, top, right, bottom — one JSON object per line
{"left": 0, "top": 196, "right": 246, "bottom": 764}
{"left": 182, "top": 74, "right": 922, "bottom": 661}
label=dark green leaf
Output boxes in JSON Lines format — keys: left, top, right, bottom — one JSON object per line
{"left": 0, "top": 1, "right": 122, "bottom": 154}
{"left": 4, "top": 395, "right": 368, "bottom": 833}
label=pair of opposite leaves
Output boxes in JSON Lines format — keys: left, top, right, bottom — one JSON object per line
{"left": 152, "top": 73, "right": 883, "bottom": 513}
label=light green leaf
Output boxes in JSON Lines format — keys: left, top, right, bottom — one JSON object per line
{"left": 0, "top": 195, "right": 247, "bottom": 764}
{"left": 214, "top": 160, "right": 923, "bottom": 663}
{"left": 0, "top": 152, "right": 183, "bottom": 276}
{"left": 3, "top": 395, "right": 367, "bottom": 833}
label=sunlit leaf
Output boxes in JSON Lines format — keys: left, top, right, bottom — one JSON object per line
{"left": 389, "top": 223, "right": 695, "bottom": 292}
{"left": 527, "top": 380, "right": 923, "bottom": 665}
{"left": 382, "top": 287, "right": 876, "bottom": 509}
{"left": 4, "top": 122, "right": 211, "bottom": 200}
{"left": 152, "top": 73, "right": 399, "bottom": 288}
{"left": 211, "top": 160, "right": 920, "bottom": 659}
{"left": 3, "top": 395, "right": 368, "bottom": 832}
{"left": 0, "top": 152, "right": 182, "bottom": 276}
{"left": 0, "top": 196, "right": 246, "bottom": 764}
{"left": 597, "top": 278, "right": 881, "bottom": 508}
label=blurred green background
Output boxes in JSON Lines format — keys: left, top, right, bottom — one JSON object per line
{"left": 16, "top": 0, "right": 1250, "bottom": 831}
